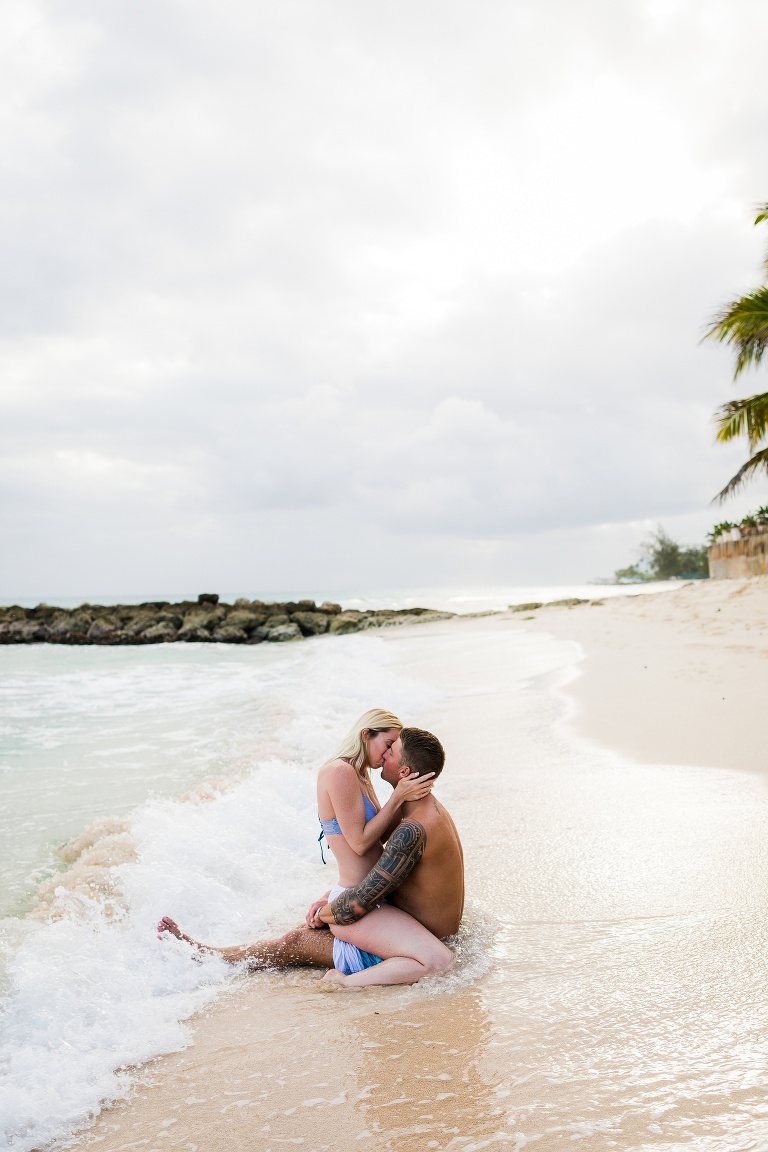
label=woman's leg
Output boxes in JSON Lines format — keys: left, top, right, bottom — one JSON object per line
{"left": 326, "top": 905, "right": 454, "bottom": 988}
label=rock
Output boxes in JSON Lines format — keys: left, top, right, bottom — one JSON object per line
{"left": 48, "top": 612, "right": 92, "bottom": 636}
{"left": 361, "top": 610, "right": 456, "bottom": 629}
{"left": 1, "top": 606, "right": 27, "bottom": 621}
{"left": 267, "top": 623, "right": 303, "bottom": 642}
{"left": 122, "top": 613, "right": 161, "bottom": 636}
{"left": 546, "top": 598, "right": 588, "bottom": 608}
{"left": 211, "top": 625, "right": 249, "bottom": 643}
{"left": 180, "top": 607, "right": 225, "bottom": 632}
{"left": 30, "top": 604, "right": 57, "bottom": 621}
{"left": 141, "top": 622, "right": 178, "bottom": 643}
{"left": 329, "top": 612, "right": 365, "bottom": 635}
{"left": 49, "top": 630, "right": 91, "bottom": 645}
{"left": 87, "top": 619, "right": 121, "bottom": 641}
{"left": 291, "top": 611, "right": 330, "bottom": 636}
{"left": 360, "top": 614, "right": 388, "bottom": 628}
{"left": 510, "top": 602, "right": 543, "bottom": 612}
{"left": 177, "top": 626, "right": 212, "bottom": 642}
{"left": 0, "top": 597, "right": 467, "bottom": 644}
{"left": 0, "top": 621, "right": 48, "bottom": 642}
{"left": 225, "top": 609, "right": 269, "bottom": 632}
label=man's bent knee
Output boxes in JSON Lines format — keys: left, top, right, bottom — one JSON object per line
{"left": 279, "top": 928, "right": 306, "bottom": 951}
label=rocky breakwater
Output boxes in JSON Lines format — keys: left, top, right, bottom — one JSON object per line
{"left": 0, "top": 594, "right": 455, "bottom": 645}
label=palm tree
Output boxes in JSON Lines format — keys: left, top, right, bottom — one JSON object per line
{"left": 705, "top": 202, "right": 768, "bottom": 501}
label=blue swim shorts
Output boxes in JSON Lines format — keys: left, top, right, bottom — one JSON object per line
{"left": 332, "top": 937, "right": 383, "bottom": 975}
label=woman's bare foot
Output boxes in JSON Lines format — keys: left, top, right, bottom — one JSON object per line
{"left": 320, "top": 969, "right": 363, "bottom": 992}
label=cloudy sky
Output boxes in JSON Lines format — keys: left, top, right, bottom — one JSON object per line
{"left": 2, "top": 0, "right": 768, "bottom": 600}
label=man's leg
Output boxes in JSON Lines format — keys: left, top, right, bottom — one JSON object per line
{"left": 158, "top": 917, "right": 334, "bottom": 969}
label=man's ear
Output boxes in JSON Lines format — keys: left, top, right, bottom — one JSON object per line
{"left": 399, "top": 764, "right": 414, "bottom": 779}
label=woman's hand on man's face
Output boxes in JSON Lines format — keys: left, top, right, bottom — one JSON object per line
{"left": 393, "top": 771, "right": 435, "bottom": 804}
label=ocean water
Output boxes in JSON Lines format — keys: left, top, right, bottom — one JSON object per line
{"left": 0, "top": 632, "right": 445, "bottom": 1152}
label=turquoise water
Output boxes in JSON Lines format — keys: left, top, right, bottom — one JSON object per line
{"left": 0, "top": 642, "right": 303, "bottom": 916}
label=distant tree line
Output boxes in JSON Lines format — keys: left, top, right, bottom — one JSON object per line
{"left": 615, "top": 528, "right": 709, "bottom": 583}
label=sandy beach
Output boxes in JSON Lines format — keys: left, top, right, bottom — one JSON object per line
{"left": 77, "top": 577, "right": 768, "bottom": 1152}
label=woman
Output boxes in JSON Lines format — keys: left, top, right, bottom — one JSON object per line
{"left": 312, "top": 708, "right": 454, "bottom": 989}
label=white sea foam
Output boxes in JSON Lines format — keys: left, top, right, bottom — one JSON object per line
{"left": 0, "top": 633, "right": 444, "bottom": 1152}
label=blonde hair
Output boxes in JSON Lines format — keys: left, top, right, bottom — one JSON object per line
{"left": 328, "top": 708, "right": 403, "bottom": 775}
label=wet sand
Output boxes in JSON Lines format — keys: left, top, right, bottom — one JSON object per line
{"left": 519, "top": 576, "right": 768, "bottom": 775}
{"left": 79, "top": 577, "right": 768, "bottom": 1152}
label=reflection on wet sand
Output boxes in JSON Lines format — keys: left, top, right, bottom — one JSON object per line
{"left": 344, "top": 988, "right": 499, "bottom": 1149}
{"left": 81, "top": 979, "right": 501, "bottom": 1152}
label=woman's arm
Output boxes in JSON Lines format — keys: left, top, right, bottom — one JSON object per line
{"left": 323, "top": 761, "right": 434, "bottom": 856}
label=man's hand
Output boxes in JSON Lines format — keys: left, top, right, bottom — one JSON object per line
{"left": 306, "top": 893, "right": 330, "bottom": 929}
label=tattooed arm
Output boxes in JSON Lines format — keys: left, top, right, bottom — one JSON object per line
{"left": 315, "top": 821, "right": 427, "bottom": 926}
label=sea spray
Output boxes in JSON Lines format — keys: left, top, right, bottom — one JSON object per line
{"left": 0, "top": 633, "right": 441, "bottom": 1151}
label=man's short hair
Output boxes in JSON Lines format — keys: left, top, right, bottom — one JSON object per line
{"left": 399, "top": 727, "right": 445, "bottom": 780}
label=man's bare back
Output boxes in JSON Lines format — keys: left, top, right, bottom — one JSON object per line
{"left": 388, "top": 796, "right": 464, "bottom": 939}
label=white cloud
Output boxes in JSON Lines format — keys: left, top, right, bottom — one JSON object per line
{"left": 1, "top": 0, "right": 768, "bottom": 598}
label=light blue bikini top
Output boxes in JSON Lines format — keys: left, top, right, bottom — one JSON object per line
{"left": 318, "top": 791, "right": 378, "bottom": 863}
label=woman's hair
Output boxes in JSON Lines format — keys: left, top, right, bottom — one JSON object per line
{"left": 328, "top": 708, "right": 403, "bottom": 774}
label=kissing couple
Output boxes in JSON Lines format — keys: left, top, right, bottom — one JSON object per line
{"left": 159, "top": 708, "right": 465, "bottom": 989}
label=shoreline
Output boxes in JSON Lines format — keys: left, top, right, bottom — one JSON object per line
{"left": 513, "top": 575, "right": 768, "bottom": 775}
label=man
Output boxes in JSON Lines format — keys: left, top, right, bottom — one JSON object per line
{"left": 158, "top": 728, "right": 464, "bottom": 986}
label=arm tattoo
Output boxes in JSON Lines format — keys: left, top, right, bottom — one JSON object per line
{"left": 329, "top": 821, "right": 426, "bottom": 926}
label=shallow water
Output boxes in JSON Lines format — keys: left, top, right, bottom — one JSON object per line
{"left": 387, "top": 622, "right": 768, "bottom": 1150}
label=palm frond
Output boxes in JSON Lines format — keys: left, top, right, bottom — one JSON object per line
{"left": 754, "top": 202, "right": 768, "bottom": 275}
{"left": 704, "top": 286, "right": 768, "bottom": 377}
{"left": 713, "top": 445, "right": 768, "bottom": 503}
{"left": 714, "top": 391, "right": 768, "bottom": 450}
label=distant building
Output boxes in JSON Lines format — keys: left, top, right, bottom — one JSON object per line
{"left": 708, "top": 529, "right": 768, "bottom": 578}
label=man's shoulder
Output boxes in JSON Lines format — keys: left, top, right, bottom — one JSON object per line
{"left": 421, "top": 801, "right": 462, "bottom": 851}
{"left": 387, "top": 819, "right": 427, "bottom": 850}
